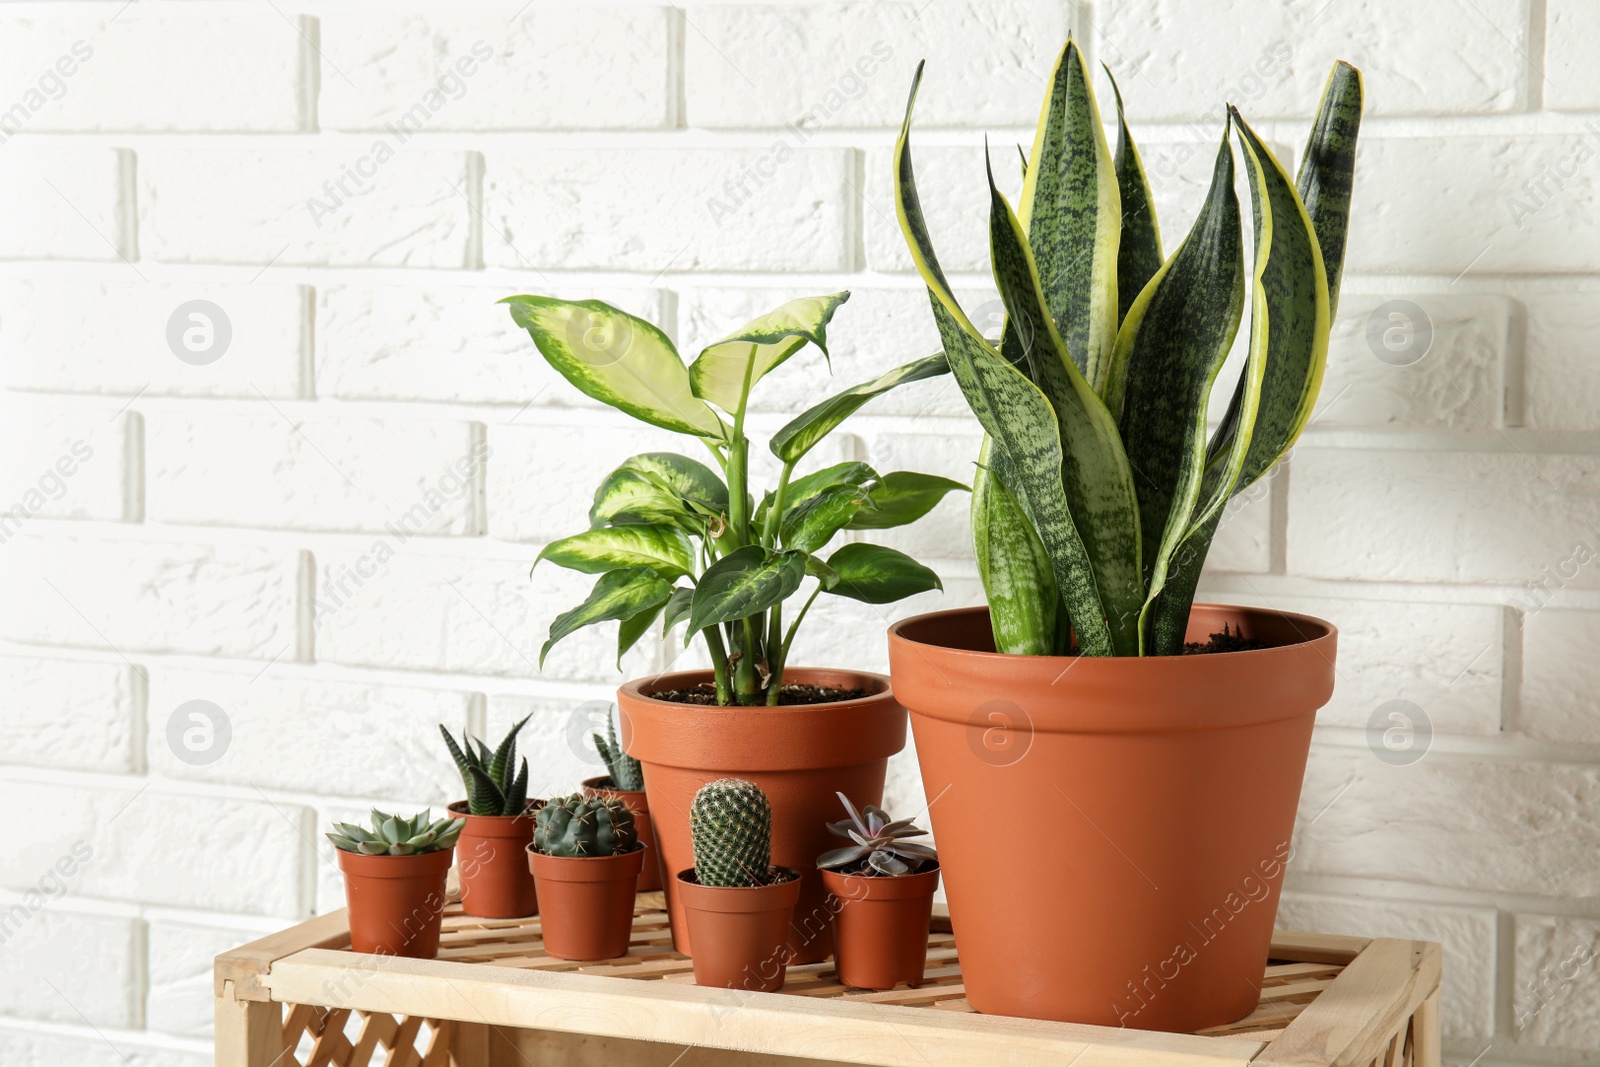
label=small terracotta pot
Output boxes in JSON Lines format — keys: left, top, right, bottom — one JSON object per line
{"left": 581, "top": 776, "right": 663, "bottom": 892}
{"left": 527, "top": 845, "right": 645, "bottom": 961}
{"left": 676, "top": 868, "right": 802, "bottom": 992}
{"left": 888, "top": 603, "right": 1337, "bottom": 1031}
{"left": 449, "top": 800, "right": 539, "bottom": 918}
{"left": 821, "top": 862, "right": 940, "bottom": 991}
{"left": 337, "top": 847, "right": 453, "bottom": 958}
{"left": 619, "top": 668, "right": 906, "bottom": 963}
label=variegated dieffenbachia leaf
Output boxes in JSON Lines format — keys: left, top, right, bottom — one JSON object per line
{"left": 769, "top": 354, "right": 949, "bottom": 465}
{"left": 688, "top": 292, "right": 850, "bottom": 415}
{"left": 541, "top": 567, "right": 674, "bottom": 667}
{"left": 535, "top": 524, "right": 695, "bottom": 581}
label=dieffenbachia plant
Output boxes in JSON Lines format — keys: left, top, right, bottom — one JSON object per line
{"left": 505, "top": 292, "right": 961, "bottom": 705}
{"left": 895, "top": 40, "right": 1362, "bottom": 656}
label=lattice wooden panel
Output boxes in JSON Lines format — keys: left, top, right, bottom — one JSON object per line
{"left": 276, "top": 1002, "right": 463, "bottom": 1067}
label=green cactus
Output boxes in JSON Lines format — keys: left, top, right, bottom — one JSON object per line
{"left": 326, "top": 808, "right": 464, "bottom": 857}
{"left": 533, "top": 793, "right": 639, "bottom": 857}
{"left": 590, "top": 708, "right": 643, "bottom": 791}
{"left": 690, "top": 778, "right": 773, "bottom": 887}
{"left": 440, "top": 715, "right": 531, "bottom": 816}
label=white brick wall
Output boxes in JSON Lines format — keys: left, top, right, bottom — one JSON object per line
{"left": 0, "top": 3, "right": 1595, "bottom": 1064}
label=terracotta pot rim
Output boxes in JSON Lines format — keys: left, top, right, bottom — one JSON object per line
{"left": 336, "top": 847, "right": 454, "bottom": 879}
{"left": 580, "top": 776, "right": 646, "bottom": 799}
{"left": 448, "top": 799, "right": 541, "bottom": 821}
{"left": 820, "top": 862, "right": 941, "bottom": 900}
{"left": 675, "top": 867, "right": 803, "bottom": 913}
{"left": 528, "top": 844, "right": 646, "bottom": 883}
{"left": 527, "top": 842, "right": 647, "bottom": 860}
{"left": 620, "top": 667, "right": 890, "bottom": 710}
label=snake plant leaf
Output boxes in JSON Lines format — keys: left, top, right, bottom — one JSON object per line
{"left": 769, "top": 354, "right": 950, "bottom": 465}
{"left": 1297, "top": 60, "right": 1363, "bottom": 320}
{"left": 687, "top": 546, "right": 807, "bottom": 635}
{"left": 780, "top": 484, "right": 871, "bottom": 553}
{"left": 895, "top": 60, "right": 1135, "bottom": 655}
{"left": 823, "top": 543, "right": 942, "bottom": 604}
{"left": 1105, "top": 66, "right": 1163, "bottom": 329}
{"left": 688, "top": 292, "right": 850, "bottom": 414}
{"left": 972, "top": 440, "right": 1057, "bottom": 655}
{"left": 588, "top": 468, "right": 697, "bottom": 529}
{"left": 503, "top": 296, "right": 727, "bottom": 440}
{"left": 618, "top": 597, "right": 666, "bottom": 666}
{"left": 1109, "top": 127, "right": 1245, "bottom": 647}
{"left": 535, "top": 525, "right": 694, "bottom": 581}
{"left": 540, "top": 566, "right": 674, "bottom": 668}
{"left": 659, "top": 585, "right": 694, "bottom": 636}
{"left": 1018, "top": 39, "right": 1121, "bottom": 392}
{"left": 848, "top": 471, "right": 969, "bottom": 531}
{"left": 617, "top": 453, "right": 729, "bottom": 516}
{"left": 985, "top": 150, "right": 1145, "bottom": 654}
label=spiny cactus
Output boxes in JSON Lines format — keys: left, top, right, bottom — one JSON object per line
{"left": 327, "top": 808, "right": 463, "bottom": 856}
{"left": 440, "top": 715, "right": 531, "bottom": 816}
{"left": 590, "top": 708, "right": 643, "bottom": 791}
{"left": 817, "top": 792, "right": 937, "bottom": 876}
{"left": 534, "top": 793, "right": 639, "bottom": 857}
{"left": 690, "top": 778, "right": 773, "bottom": 887}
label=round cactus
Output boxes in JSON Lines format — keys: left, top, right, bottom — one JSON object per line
{"left": 534, "top": 793, "right": 639, "bottom": 857}
{"left": 690, "top": 778, "right": 773, "bottom": 887}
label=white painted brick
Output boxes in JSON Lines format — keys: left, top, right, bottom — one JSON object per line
{"left": 676, "top": 286, "right": 979, "bottom": 419}
{"left": 1523, "top": 289, "right": 1600, "bottom": 431}
{"left": 857, "top": 429, "right": 979, "bottom": 564}
{"left": 1521, "top": 610, "right": 1600, "bottom": 744}
{"left": 1513, "top": 913, "right": 1600, "bottom": 1049}
{"left": 684, "top": 1, "right": 1071, "bottom": 128}
{"left": 0, "top": 148, "right": 123, "bottom": 260}
{"left": 147, "top": 668, "right": 472, "bottom": 801}
{"left": 1208, "top": 595, "right": 1502, "bottom": 736}
{"left": 1, "top": 280, "right": 305, "bottom": 399}
{"left": 0, "top": 535, "right": 301, "bottom": 658}
{"left": 1286, "top": 448, "right": 1600, "bottom": 587}
{"left": 797, "top": 573, "right": 984, "bottom": 676}
{"left": 1277, "top": 892, "right": 1495, "bottom": 1039}
{"left": 0, "top": 782, "right": 306, "bottom": 915}
{"left": 1350, "top": 134, "right": 1600, "bottom": 275}
{"left": 147, "top": 413, "right": 481, "bottom": 535}
{"left": 0, "top": 401, "right": 127, "bottom": 522}
{"left": 0, "top": 1027, "right": 207, "bottom": 1067}
{"left": 0, "top": 16, "right": 302, "bottom": 132}
{"left": 314, "top": 284, "right": 664, "bottom": 406}
{"left": 1202, "top": 484, "right": 1273, "bottom": 575}
{"left": 483, "top": 148, "right": 854, "bottom": 271}
{"left": 137, "top": 150, "right": 472, "bottom": 268}
{"left": 1546, "top": 0, "right": 1600, "bottom": 112}
{"left": 313, "top": 548, "right": 653, "bottom": 682}
{"left": 0, "top": 905, "right": 138, "bottom": 1026}
{"left": 320, "top": 10, "right": 672, "bottom": 130}
{"left": 1319, "top": 294, "right": 1512, "bottom": 429}
{"left": 1097, "top": 0, "right": 1528, "bottom": 119}
{"left": 147, "top": 919, "right": 265, "bottom": 1036}
{"left": 1294, "top": 747, "right": 1600, "bottom": 898}
{"left": 0, "top": 656, "right": 139, "bottom": 773}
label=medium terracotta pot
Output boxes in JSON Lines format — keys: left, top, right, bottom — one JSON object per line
{"left": 449, "top": 800, "right": 539, "bottom": 918}
{"left": 888, "top": 604, "right": 1336, "bottom": 1032}
{"left": 821, "top": 863, "right": 940, "bottom": 991}
{"left": 527, "top": 845, "right": 645, "bottom": 961}
{"left": 677, "top": 868, "right": 802, "bottom": 992}
{"left": 336, "top": 847, "right": 453, "bottom": 958}
{"left": 618, "top": 668, "right": 906, "bottom": 963}
{"left": 581, "top": 777, "right": 663, "bottom": 892}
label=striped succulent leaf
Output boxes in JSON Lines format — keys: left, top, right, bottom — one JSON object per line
{"left": 1106, "top": 67, "right": 1163, "bottom": 328}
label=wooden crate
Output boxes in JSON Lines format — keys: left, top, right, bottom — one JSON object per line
{"left": 215, "top": 890, "right": 1441, "bottom": 1067}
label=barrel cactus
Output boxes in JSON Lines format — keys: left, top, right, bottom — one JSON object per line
{"left": 326, "top": 809, "right": 463, "bottom": 857}
{"left": 534, "top": 793, "right": 639, "bottom": 857}
{"left": 690, "top": 778, "right": 774, "bottom": 887}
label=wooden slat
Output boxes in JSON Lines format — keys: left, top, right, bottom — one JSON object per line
{"left": 214, "top": 987, "right": 283, "bottom": 1067}
{"left": 1267, "top": 929, "right": 1371, "bottom": 966}
{"left": 216, "top": 910, "right": 353, "bottom": 1000}
{"left": 1410, "top": 990, "right": 1441, "bottom": 1067}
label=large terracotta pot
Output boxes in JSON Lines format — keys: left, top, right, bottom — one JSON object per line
{"left": 619, "top": 668, "right": 906, "bottom": 963}
{"left": 887, "top": 604, "right": 1336, "bottom": 1032}
{"left": 677, "top": 868, "right": 802, "bottom": 992}
{"left": 336, "top": 847, "right": 453, "bottom": 958}
{"left": 821, "top": 863, "right": 940, "bottom": 991}
{"left": 449, "top": 800, "right": 539, "bottom": 918}
{"left": 581, "top": 777, "right": 663, "bottom": 892}
{"left": 527, "top": 845, "right": 645, "bottom": 961}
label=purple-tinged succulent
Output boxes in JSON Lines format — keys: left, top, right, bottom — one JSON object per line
{"left": 816, "top": 792, "right": 937, "bottom": 876}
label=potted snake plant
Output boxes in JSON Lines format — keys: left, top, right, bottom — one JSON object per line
{"left": 506, "top": 290, "right": 960, "bottom": 963}
{"left": 885, "top": 40, "right": 1361, "bottom": 1030}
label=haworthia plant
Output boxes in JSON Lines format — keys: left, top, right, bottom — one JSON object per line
{"left": 590, "top": 708, "right": 643, "bottom": 791}
{"left": 508, "top": 292, "right": 961, "bottom": 705}
{"left": 440, "top": 716, "right": 532, "bottom": 817}
{"left": 895, "top": 40, "right": 1362, "bottom": 656}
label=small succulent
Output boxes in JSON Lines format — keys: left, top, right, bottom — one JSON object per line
{"left": 534, "top": 793, "right": 639, "bottom": 857}
{"left": 690, "top": 778, "right": 774, "bottom": 888}
{"left": 440, "top": 715, "right": 531, "bottom": 817}
{"left": 817, "top": 793, "right": 936, "bottom": 877}
{"left": 590, "top": 708, "right": 643, "bottom": 791}
{"left": 327, "top": 808, "right": 464, "bottom": 857}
